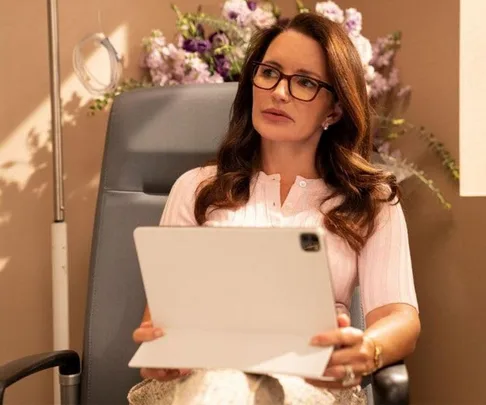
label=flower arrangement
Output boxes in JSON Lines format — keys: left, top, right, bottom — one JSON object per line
{"left": 90, "top": 0, "right": 459, "bottom": 207}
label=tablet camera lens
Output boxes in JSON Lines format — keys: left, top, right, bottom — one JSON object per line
{"left": 300, "top": 233, "right": 320, "bottom": 252}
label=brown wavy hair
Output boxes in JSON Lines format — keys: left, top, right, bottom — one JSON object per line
{"left": 194, "top": 12, "right": 399, "bottom": 253}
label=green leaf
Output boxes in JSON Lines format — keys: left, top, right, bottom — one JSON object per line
{"left": 295, "top": 0, "right": 310, "bottom": 13}
{"left": 378, "top": 152, "right": 452, "bottom": 209}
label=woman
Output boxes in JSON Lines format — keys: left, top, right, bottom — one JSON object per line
{"left": 129, "top": 11, "right": 420, "bottom": 405}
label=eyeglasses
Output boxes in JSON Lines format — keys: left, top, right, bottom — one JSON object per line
{"left": 252, "top": 62, "right": 337, "bottom": 102}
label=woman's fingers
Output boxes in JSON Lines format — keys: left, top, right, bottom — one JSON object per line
{"left": 305, "top": 371, "right": 362, "bottom": 390}
{"left": 311, "top": 326, "right": 363, "bottom": 347}
{"left": 140, "top": 368, "right": 192, "bottom": 382}
{"left": 337, "top": 313, "right": 351, "bottom": 328}
{"left": 327, "top": 344, "right": 373, "bottom": 367}
{"left": 304, "top": 378, "right": 346, "bottom": 390}
{"left": 324, "top": 362, "right": 368, "bottom": 379}
{"left": 306, "top": 363, "right": 365, "bottom": 389}
{"left": 132, "top": 326, "right": 164, "bottom": 343}
{"left": 140, "top": 368, "right": 179, "bottom": 381}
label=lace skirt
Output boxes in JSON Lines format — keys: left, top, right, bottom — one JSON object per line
{"left": 128, "top": 369, "right": 367, "bottom": 405}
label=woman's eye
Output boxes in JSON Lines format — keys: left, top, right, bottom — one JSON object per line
{"left": 262, "top": 68, "right": 278, "bottom": 77}
{"left": 298, "top": 78, "right": 318, "bottom": 88}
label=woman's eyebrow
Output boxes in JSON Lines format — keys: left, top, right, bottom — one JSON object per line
{"left": 263, "top": 59, "right": 324, "bottom": 80}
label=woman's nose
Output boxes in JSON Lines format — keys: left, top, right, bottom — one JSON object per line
{"left": 271, "top": 78, "right": 291, "bottom": 102}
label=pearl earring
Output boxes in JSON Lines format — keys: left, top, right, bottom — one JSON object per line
{"left": 323, "top": 123, "right": 329, "bottom": 131}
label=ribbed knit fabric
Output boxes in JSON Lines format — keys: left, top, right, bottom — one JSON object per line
{"left": 160, "top": 166, "right": 418, "bottom": 316}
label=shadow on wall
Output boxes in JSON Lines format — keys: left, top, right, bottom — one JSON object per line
{"left": 0, "top": 2, "right": 217, "bottom": 403}
{"left": 0, "top": 93, "right": 107, "bottom": 403}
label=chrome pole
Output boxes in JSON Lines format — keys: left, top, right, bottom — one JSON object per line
{"left": 47, "top": 1, "right": 70, "bottom": 404}
{"left": 47, "top": 0, "right": 64, "bottom": 222}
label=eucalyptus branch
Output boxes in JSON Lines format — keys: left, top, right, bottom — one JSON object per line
{"left": 88, "top": 78, "right": 152, "bottom": 114}
{"left": 379, "top": 152, "right": 451, "bottom": 209}
{"left": 378, "top": 116, "right": 460, "bottom": 181}
{"left": 195, "top": 14, "right": 245, "bottom": 42}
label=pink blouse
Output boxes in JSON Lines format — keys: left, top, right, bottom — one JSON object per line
{"left": 159, "top": 166, "right": 419, "bottom": 317}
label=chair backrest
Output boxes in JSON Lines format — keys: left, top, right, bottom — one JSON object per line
{"left": 80, "top": 82, "right": 369, "bottom": 404}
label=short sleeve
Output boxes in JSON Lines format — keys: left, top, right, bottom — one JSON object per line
{"left": 159, "top": 166, "right": 215, "bottom": 226}
{"left": 358, "top": 201, "right": 419, "bottom": 315}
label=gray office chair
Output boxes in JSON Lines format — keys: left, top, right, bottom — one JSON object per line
{"left": 0, "top": 83, "right": 409, "bottom": 405}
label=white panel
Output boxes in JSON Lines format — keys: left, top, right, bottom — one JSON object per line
{"left": 460, "top": 0, "right": 486, "bottom": 196}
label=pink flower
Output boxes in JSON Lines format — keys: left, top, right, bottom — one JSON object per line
{"left": 150, "top": 69, "right": 171, "bottom": 86}
{"left": 369, "top": 72, "right": 389, "bottom": 98}
{"left": 370, "top": 36, "right": 396, "bottom": 68}
{"left": 315, "top": 1, "right": 344, "bottom": 24}
{"left": 344, "top": 8, "right": 362, "bottom": 36}
{"left": 145, "top": 49, "right": 164, "bottom": 69}
{"left": 222, "top": 0, "right": 252, "bottom": 27}
{"left": 251, "top": 8, "right": 277, "bottom": 29}
{"left": 387, "top": 67, "right": 400, "bottom": 88}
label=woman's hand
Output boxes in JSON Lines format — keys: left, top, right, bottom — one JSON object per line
{"left": 132, "top": 320, "right": 192, "bottom": 381}
{"left": 306, "top": 313, "right": 375, "bottom": 389}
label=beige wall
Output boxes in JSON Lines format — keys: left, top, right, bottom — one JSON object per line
{"left": 1, "top": 1, "right": 484, "bottom": 404}
{"left": 339, "top": 1, "right": 486, "bottom": 404}
{"left": 0, "top": 1, "right": 234, "bottom": 403}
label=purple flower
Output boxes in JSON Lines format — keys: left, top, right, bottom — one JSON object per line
{"left": 247, "top": 1, "right": 257, "bottom": 11}
{"left": 214, "top": 54, "right": 231, "bottom": 78}
{"left": 182, "top": 39, "right": 212, "bottom": 53}
{"left": 209, "top": 31, "right": 230, "bottom": 48}
{"left": 195, "top": 40, "right": 211, "bottom": 53}
{"left": 344, "top": 8, "right": 362, "bottom": 36}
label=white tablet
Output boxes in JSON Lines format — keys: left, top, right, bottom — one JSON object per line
{"left": 129, "top": 226, "right": 338, "bottom": 381}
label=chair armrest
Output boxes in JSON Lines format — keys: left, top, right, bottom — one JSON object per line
{"left": 0, "top": 350, "right": 80, "bottom": 403}
{"left": 372, "top": 361, "right": 409, "bottom": 405}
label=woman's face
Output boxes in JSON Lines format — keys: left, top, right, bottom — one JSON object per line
{"left": 252, "top": 29, "right": 336, "bottom": 145}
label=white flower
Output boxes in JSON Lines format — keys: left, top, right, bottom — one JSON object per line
{"left": 232, "top": 45, "right": 247, "bottom": 60}
{"left": 150, "top": 30, "right": 166, "bottom": 47}
{"left": 150, "top": 69, "right": 170, "bottom": 86}
{"left": 350, "top": 34, "right": 373, "bottom": 66}
{"left": 182, "top": 54, "right": 224, "bottom": 84}
{"left": 207, "top": 72, "right": 225, "bottom": 83}
{"left": 315, "top": 1, "right": 344, "bottom": 24}
{"left": 344, "top": 8, "right": 362, "bottom": 36}
{"left": 222, "top": 0, "right": 252, "bottom": 27}
{"left": 241, "top": 26, "right": 253, "bottom": 43}
{"left": 251, "top": 7, "right": 277, "bottom": 29}
{"left": 364, "top": 65, "right": 375, "bottom": 82}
